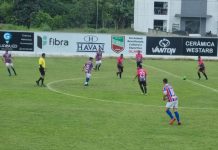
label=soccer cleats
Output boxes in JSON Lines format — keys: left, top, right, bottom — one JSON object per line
{"left": 169, "top": 118, "right": 176, "bottom": 125}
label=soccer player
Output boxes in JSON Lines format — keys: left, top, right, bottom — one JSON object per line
{"left": 36, "top": 53, "right": 46, "bottom": 87}
{"left": 83, "top": 57, "right": 94, "bottom": 86}
{"left": 116, "top": 54, "right": 124, "bottom": 79}
{"left": 94, "top": 49, "right": 102, "bottom": 71}
{"left": 162, "top": 78, "right": 181, "bottom": 125}
{"left": 197, "top": 56, "right": 208, "bottom": 80}
{"left": 135, "top": 50, "right": 143, "bottom": 67}
{"left": 2, "top": 49, "right": 17, "bottom": 76}
{"left": 133, "top": 64, "right": 147, "bottom": 94}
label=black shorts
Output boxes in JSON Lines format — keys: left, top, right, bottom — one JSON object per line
{"left": 199, "top": 64, "right": 205, "bottom": 72}
{"left": 199, "top": 65, "right": 205, "bottom": 72}
{"left": 199, "top": 67, "right": 205, "bottom": 72}
{"left": 136, "top": 61, "right": 142, "bottom": 67}
{"left": 117, "top": 64, "right": 123, "bottom": 72}
{"left": 138, "top": 79, "right": 146, "bottom": 86}
{"left": 39, "top": 68, "right": 45, "bottom": 76}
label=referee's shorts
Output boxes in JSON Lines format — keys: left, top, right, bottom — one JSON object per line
{"left": 39, "top": 67, "right": 45, "bottom": 76}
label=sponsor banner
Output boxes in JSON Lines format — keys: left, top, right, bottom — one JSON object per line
{"left": 183, "top": 38, "right": 218, "bottom": 56}
{"left": 35, "top": 32, "right": 110, "bottom": 54}
{"left": 0, "top": 31, "right": 34, "bottom": 51}
{"left": 77, "top": 35, "right": 106, "bottom": 52}
{"left": 125, "top": 35, "right": 146, "bottom": 54}
{"left": 146, "top": 36, "right": 218, "bottom": 56}
{"left": 111, "top": 35, "right": 146, "bottom": 54}
{"left": 35, "top": 32, "right": 147, "bottom": 56}
{"left": 146, "top": 37, "right": 182, "bottom": 55}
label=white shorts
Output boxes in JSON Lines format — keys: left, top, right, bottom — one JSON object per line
{"left": 166, "top": 101, "right": 178, "bottom": 109}
{"left": 6, "top": 63, "right": 13, "bottom": 67}
{"left": 86, "top": 73, "right": 91, "bottom": 78}
{"left": 96, "top": 60, "right": 102, "bottom": 65}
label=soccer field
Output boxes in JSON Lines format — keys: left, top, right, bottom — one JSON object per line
{"left": 0, "top": 57, "right": 218, "bottom": 150}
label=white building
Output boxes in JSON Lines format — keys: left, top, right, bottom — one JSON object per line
{"left": 134, "top": 0, "right": 218, "bottom": 35}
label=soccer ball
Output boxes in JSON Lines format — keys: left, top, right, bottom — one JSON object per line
{"left": 183, "top": 76, "right": 187, "bottom": 80}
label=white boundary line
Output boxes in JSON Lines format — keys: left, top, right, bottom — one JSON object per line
{"left": 47, "top": 78, "right": 218, "bottom": 111}
{"left": 129, "top": 59, "right": 218, "bottom": 93}
{"left": 145, "top": 64, "right": 218, "bottom": 93}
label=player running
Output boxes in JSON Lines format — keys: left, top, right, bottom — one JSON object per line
{"left": 133, "top": 64, "right": 147, "bottom": 94}
{"left": 162, "top": 78, "right": 181, "bottom": 125}
{"left": 94, "top": 49, "right": 102, "bottom": 71}
{"left": 36, "top": 53, "right": 46, "bottom": 87}
{"left": 135, "top": 50, "right": 143, "bottom": 67}
{"left": 83, "top": 57, "right": 94, "bottom": 86}
{"left": 197, "top": 56, "right": 208, "bottom": 80}
{"left": 2, "top": 49, "right": 17, "bottom": 76}
{"left": 116, "top": 54, "right": 124, "bottom": 79}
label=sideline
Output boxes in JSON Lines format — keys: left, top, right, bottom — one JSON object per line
{"left": 47, "top": 78, "right": 218, "bottom": 111}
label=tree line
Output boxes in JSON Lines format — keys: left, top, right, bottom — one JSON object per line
{"left": 0, "top": 0, "right": 134, "bottom": 30}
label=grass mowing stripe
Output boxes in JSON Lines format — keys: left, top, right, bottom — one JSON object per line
{"left": 129, "top": 59, "right": 218, "bottom": 93}
{"left": 47, "top": 78, "right": 218, "bottom": 111}
{"left": 145, "top": 64, "right": 218, "bottom": 93}
{"left": 47, "top": 78, "right": 164, "bottom": 108}
{"left": 1, "top": 57, "right": 218, "bottom": 150}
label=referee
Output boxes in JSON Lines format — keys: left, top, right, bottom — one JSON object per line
{"left": 36, "top": 53, "right": 46, "bottom": 87}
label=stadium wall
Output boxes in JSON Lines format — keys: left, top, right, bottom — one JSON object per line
{"left": 0, "top": 30, "right": 218, "bottom": 60}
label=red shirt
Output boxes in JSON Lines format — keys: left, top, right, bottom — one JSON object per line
{"left": 117, "top": 57, "right": 123, "bottom": 64}
{"left": 136, "top": 68, "right": 147, "bottom": 79}
{"left": 135, "top": 53, "right": 143, "bottom": 62}
{"left": 198, "top": 57, "right": 204, "bottom": 65}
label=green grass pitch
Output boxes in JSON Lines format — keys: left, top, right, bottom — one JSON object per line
{"left": 0, "top": 57, "right": 218, "bottom": 150}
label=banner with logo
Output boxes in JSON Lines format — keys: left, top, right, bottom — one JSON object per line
{"left": 146, "top": 37, "right": 182, "bottom": 55}
{"left": 35, "top": 32, "right": 110, "bottom": 55}
{"left": 111, "top": 35, "right": 125, "bottom": 53}
{"left": 0, "top": 31, "right": 216, "bottom": 57}
{"left": 111, "top": 35, "right": 146, "bottom": 54}
{"left": 146, "top": 36, "right": 218, "bottom": 56}
{"left": 0, "top": 31, "right": 34, "bottom": 51}
{"left": 183, "top": 38, "right": 218, "bottom": 56}
{"left": 34, "top": 32, "right": 146, "bottom": 56}
{"left": 125, "top": 35, "right": 146, "bottom": 54}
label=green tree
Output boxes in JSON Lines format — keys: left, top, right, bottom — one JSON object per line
{"left": 94, "top": 0, "right": 133, "bottom": 29}
{"left": 39, "top": 0, "right": 69, "bottom": 17}
{"left": 13, "top": 0, "right": 40, "bottom": 28}
{"left": 0, "top": 1, "right": 13, "bottom": 23}
{"left": 98, "top": 0, "right": 114, "bottom": 28}
{"left": 31, "top": 10, "right": 53, "bottom": 28}
{"left": 66, "top": 0, "right": 96, "bottom": 28}
{"left": 1, "top": 0, "right": 134, "bottom": 30}
{"left": 110, "top": 0, "right": 134, "bottom": 29}
{"left": 53, "top": 15, "right": 64, "bottom": 29}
